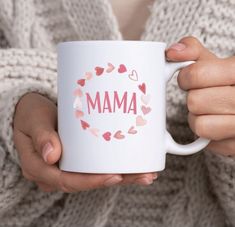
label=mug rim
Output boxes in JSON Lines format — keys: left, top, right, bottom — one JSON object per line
{"left": 57, "top": 40, "right": 166, "bottom": 48}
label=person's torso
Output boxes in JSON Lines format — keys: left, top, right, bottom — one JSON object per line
{"left": 109, "top": 0, "right": 154, "bottom": 40}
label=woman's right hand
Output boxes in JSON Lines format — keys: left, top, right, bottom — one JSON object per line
{"left": 13, "top": 93, "right": 157, "bottom": 192}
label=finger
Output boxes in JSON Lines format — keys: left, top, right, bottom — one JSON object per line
{"left": 14, "top": 130, "right": 123, "bottom": 192}
{"left": 188, "top": 113, "right": 235, "bottom": 141}
{"left": 14, "top": 129, "right": 62, "bottom": 186}
{"left": 207, "top": 138, "right": 235, "bottom": 156}
{"left": 58, "top": 172, "right": 123, "bottom": 192}
{"left": 187, "top": 86, "right": 235, "bottom": 115}
{"left": 121, "top": 172, "right": 158, "bottom": 185}
{"left": 14, "top": 93, "right": 61, "bottom": 164}
{"left": 166, "top": 36, "right": 216, "bottom": 62}
{"left": 178, "top": 57, "right": 235, "bottom": 90}
{"left": 29, "top": 95, "right": 61, "bottom": 165}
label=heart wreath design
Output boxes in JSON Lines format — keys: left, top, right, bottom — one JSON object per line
{"left": 73, "top": 62, "right": 152, "bottom": 141}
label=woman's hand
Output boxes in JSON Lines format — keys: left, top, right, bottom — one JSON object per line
{"left": 13, "top": 93, "right": 157, "bottom": 192}
{"left": 166, "top": 36, "right": 235, "bottom": 156}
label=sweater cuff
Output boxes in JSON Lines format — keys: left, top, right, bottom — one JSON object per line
{"left": 1, "top": 84, "right": 57, "bottom": 165}
{"left": 205, "top": 149, "right": 235, "bottom": 182}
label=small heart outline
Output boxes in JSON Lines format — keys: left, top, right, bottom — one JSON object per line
{"left": 128, "top": 70, "right": 138, "bottom": 81}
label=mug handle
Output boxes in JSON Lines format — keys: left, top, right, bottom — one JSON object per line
{"left": 165, "top": 61, "right": 210, "bottom": 155}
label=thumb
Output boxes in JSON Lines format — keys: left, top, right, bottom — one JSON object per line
{"left": 32, "top": 126, "right": 62, "bottom": 165}
{"left": 14, "top": 92, "right": 62, "bottom": 165}
{"left": 24, "top": 94, "right": 62, "bottom": 165}
{"left": 166, "top": 36, "right": 216, "bottom": 62}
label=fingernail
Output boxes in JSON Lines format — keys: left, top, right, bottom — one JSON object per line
{"left": 135, "top": 177, "right": 153, "bottom": 185}
{"left": 104, "top": 176, "right": 123, "bottom": 187}
{"left": 152, "top": 173, "right": 158, "bottom": 180}
{"left": 42, "top": 142, "right": 53, "bottom": 163}
{"left": 168, "top": 43, "right": 186, "bottom": 51}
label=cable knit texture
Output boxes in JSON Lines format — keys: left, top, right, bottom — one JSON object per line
{"left": 0, "top": 0, "right": 235, "bottom": 226}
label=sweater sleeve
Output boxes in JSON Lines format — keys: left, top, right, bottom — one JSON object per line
{"left": 0, "top": 48, "right": 58, "bottom": 165}
{"left": 0, "top": 49, "right": 64, "bottom": 225}
{"left": 204, "top": 150, "right": 235, "bottom": 226}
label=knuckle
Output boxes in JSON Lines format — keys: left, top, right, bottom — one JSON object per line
{"left": 177, "top": 71, "right": 187, "bottom": 89}
{"left": 187, "top": 91, "right": 201, "bottom": 114}
{"left": 188, "top": 36, "right": 200, "bottom": 45}
{"left": 194, "top": 117, "right": 208, "bottom": 138}
{"left": 180, "top": 36, "right": 201, "bottom": 46}
{"left": 188, "top": 64, "right": 200, "bottom": 84}
{"left": 188, "top": 63, "right": 205, "bottom": 88}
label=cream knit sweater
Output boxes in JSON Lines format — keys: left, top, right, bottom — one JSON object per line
{"left": 0, "top": 0, "right": 235, "bottom": 227}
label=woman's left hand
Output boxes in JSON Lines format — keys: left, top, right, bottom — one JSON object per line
{"left": 166, "top": 36, "right": 235, "bottom": 156}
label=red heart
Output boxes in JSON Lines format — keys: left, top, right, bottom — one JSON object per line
{"left": 118, "top": 64, "right": 127, "bottom": 73}
{"left": 77, "top": 79, "right": 85, "bottom": 87}
{"left": 81, "top": 120, "right": 90, "bottom": 130}
{"left": 95, "top": 67, "right": 104, "bottom": 76}
{"left": 103, "top": 131, "right": 111, "bottom": 141}
{"left": 138, "top": 83, "right": 146, "bottom": 94}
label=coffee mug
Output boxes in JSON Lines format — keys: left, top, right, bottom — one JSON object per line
{"left": 57, "top": 41, "right": 210, "bottom": 174}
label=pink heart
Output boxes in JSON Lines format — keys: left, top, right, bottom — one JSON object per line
{"left": 75, "top": 110, "right": 84, "bottom": 118}
{"left": 89, "top": 128, "right": 99, "bottom": 137}
{"left": 103, "top": 132, "right": 112, "bottom": 141}
{"left": 128, "top": 126, "right": 137, "bottom": 134}
{"left": 141, "top": 94, "right": 150, "bottom": 105}
{"left": 85, "top": 72, "right": 93, "bottom": 80}
{"left": 136, "top": 115, "right": 147, "bottom": 126}
{"left": 95, "top": 67, "right": 104, "bottom": 76}
{"left": 114, "top": 130, "right": 125, "bottom": 139}
{"left": 138, "top": 83, "right": 146, "bottom": 94}
{"left": 106, "top": 63, "right": 115, "bottom": 73}
{"left": 128, "top": 70, "right": 138, "bottom": 81}
{"left": 73, "top": 88, "right": 83, "bottom": 97}
{"left": 118, "top": 64, "right": 127, "bottom": 73}
{"left": 141, "top": 106, "right": 152, "bottom": 115}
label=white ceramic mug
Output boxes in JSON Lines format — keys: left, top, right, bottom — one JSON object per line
{"left": 57, "top": 41, "right": 210, "bottom": 174}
